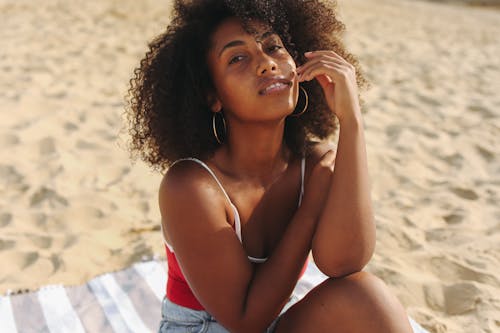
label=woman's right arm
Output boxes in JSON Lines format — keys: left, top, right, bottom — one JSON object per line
{"left": 160, "top": 154, "right": 333, "bottom": 333}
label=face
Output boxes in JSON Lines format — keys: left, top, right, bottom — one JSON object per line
{"left": 206, "top": 17, "right": 299, "bottom": 122}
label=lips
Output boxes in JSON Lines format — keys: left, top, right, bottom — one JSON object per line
{"left": 258, "top": 77, "right": 292, "bottom": 95}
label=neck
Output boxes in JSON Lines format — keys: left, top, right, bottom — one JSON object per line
{"left": 216, "top": 119, "right": 290, "bottom": 185}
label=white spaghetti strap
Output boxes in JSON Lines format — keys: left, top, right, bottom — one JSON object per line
{"left": 171, "top": 158, "right": 233, "bottom": 204}
{"left": 167, "top": 158, "right": 238, "bottom": 254}
{"left": 160, "top": 222, "right": 174, "bottom": 252}
{"left": 232, "top": 204, "right": 243, "bottom": 243}
{"left": 166, "top": 157, "right": 302, "bottom": 263}
{"left": 298, "top": 156, "right": 306, "bottom": 207}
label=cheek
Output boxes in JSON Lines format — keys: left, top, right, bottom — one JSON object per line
{"left": 216, "top": 77, "right": 252, "bottom": 108}
{"left": 281, "top": 57, "right": 297, "bottom": 76}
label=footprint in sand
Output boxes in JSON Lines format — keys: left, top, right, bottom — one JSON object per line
{"left": 27, "top": 233, "right": 53, "bottom": 249}
{"left": 21, "top": 251, "right": 39, "bottom": 270}
{"left": 449, "top": 187, "right": 479, "bottom": 200}
{"left": 444, "top": 282, "right": 481, "bottom": 315}
{"left": 385, "top": 124, "right": 401, "bottom": 140}
{"left": 475, "top": 144, "right": 495, "bottom": 163}
{"left": 32, "top": 213, "right": 48, "bottom": 229}
{"left": 423, "top": 283, "right": 445, "bottom": 312}
{"left": 0, "top": 164, "right": 29, "bottom": 194}
{"left": 430, "top": 256, "right": 499, "bottom": 288}
{"left": 415, "top": 92, "right": 442, "bottom": 107}
{"left": 42, "top": 83, "right": 67, "bottom": 99}
{"left": 443, "top": 213, "right": 463, "bottom": 225}
{"left": 64, "top": 122, "right": 79, "bottom": 131}
{"left": 93, "top": 129, "right": 117, "bottom": 141}
{"left": 49, "top": 253, "right": 64, "bottom": 273}
{"left": 76, "top": 139, "right": 100, "bottom": 149}
{"left": 0, "top": 213, "right": 12, "bottom": 227}
{"left": 465, "top": 257, "right": 487, "bottom": 270}
{"left": 63, "top": 234, "right": 78, "bottom": 249}
{"left": 39, "top": 137, "right": 56, "bottom": 156}
{"left": 440, "top": 152, "right": 463, "bottom": 169}
{"left": 0, "top": 164, "right": 23, "bottom": 185}
{"left": 0, "top": 133, "right": 20, "bottom": 147}
{"left": 0, "top": 239, "right": 15, "bottom": 251}
{"left": 30, "top": 187, "right": 69, "bottom": 208}
{"left": 467, "top": 104, "right": 495, "bottom": 119}
{"left": 424, "top": 281, "right": 483, "bottom": 319}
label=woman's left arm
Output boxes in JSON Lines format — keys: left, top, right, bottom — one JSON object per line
{"left": 297, "top": 50, "right": 376, "bottom": 277}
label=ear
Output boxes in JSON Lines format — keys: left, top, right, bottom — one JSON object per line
{"left": 207, "top": 93, "right": 222, "bottom": 113}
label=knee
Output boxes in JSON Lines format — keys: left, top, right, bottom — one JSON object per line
{"left": 326, "top": 271, "right": 401, "bottom": 311}
{"left": 318, "top": 272, "right": 385, "bottom": 308}
{"left": 318, "top": 272, "right": 413, "bottom": 332}
{"left": 334, "top": 271, "right": 387, "bottom": 298}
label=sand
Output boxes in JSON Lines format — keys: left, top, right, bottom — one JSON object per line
{"left": 0, "top": 0, "right": 498, "bottom": 332}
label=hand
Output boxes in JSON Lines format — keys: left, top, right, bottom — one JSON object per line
{"left": 297, "top": 51, "right": 361, "bottom": 123}
{"left": 300, "top": 150, "right": 335, "bottom": 221}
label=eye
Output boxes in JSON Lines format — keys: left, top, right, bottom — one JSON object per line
{"left": 267, "top": 45, "right": 283, "bottom": 52}
{"left": 229, "top": 55, "right": 245, "bottom": 65}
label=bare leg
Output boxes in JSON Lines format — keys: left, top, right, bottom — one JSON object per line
{"left": 274, "top": 272, "right": 413, "bottom": 333}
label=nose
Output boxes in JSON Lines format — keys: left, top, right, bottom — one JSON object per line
{"left": 256, "top": 51, "right": 277, "bottom": 76}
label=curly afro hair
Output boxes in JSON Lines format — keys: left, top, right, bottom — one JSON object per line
{"left": 127, "top": 0, "right": 368, "bottom": 173}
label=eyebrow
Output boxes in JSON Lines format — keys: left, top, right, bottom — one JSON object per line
{"left": 217, "top": 31, "right": 276, "bottom": 58}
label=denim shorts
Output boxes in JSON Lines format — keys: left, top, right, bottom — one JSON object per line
{"left": 158, "top": 295, "right": 299, "bottom": 333}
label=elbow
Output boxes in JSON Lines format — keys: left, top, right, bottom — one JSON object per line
{"left": 312, "top": 239, "right": 375, "bottom": 278}
{"left": 312, "top": 215, "right": 376, "bottom": 277}
{"left": 313, "top": 255, "right": 371, "bottom": 278}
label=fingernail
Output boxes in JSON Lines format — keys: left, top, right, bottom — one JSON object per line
{"left": 304, "top": 52, "right": 312, "bottom": 56}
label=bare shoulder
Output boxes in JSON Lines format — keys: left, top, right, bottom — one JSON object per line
{"left": 158, "top": 160, "right": 254, "bottom": 322}
{"left": 160, "top": 159, "right": 225, "bottom": 201}
{"left": 159, "top": 160, "right": 230, "bottom": 234}
{"left": 160, "top": 160, "right": 216, "bottom": 199}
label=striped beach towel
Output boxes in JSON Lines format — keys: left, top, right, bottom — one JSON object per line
{"left": 0, "top": 260, "right": 428, "bottom": 333}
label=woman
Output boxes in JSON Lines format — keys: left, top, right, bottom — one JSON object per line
{"left": 127, "top": 0, "right": 413, "bottom": 332}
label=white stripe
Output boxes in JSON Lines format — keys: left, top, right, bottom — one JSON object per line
{"left": 133, "top": 261, "right": 167, "bottom": 302}
{"left": 96, "top": 274, "right": 152, "bottom": 333}
{"left": 88, "top": 278, "right": 132, "bottom": 333}
{"left": 409, "top": 317, "right": 428, "bottom": 333}
{"left": 0, "top": 296, "right": 18, "bottom": 333}
{"left": 37, "top": 287, "right": 85, "bottom": 333}
{"left": 293, "top": 260, "right": 328, "bottom": 300}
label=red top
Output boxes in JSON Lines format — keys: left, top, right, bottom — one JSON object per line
{"left": 165, "top": 245, "right": 309, "bottom": 310}
{"left": 164, "top": 157, "right": 308, "bottom": 311}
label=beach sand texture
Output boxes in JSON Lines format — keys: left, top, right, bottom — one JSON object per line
{"left": 1, "top": 0, "right": 499, "bottom": 332}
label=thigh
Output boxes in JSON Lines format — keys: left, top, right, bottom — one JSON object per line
{"left": 273, "top": 271, "right": 413, "bottom": 333}
{"left": 204, "top": 321, "right": 231, "bottom": 333}
{"left": 159, "top": 297, "right": 219, "bottom": 333}
{"left": 160, "top": 316, "right": 231, "bottom": 333}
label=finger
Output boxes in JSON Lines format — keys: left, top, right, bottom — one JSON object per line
{"left": 296, "top": 55, "right": 345, "bottom": 74}
{"left": 305, "top": 50, "right": 350, "bottom": 64}
{"left": 298, "top": 61, "right": 340, "bottom": 78}
{"left": 305, "top": 51, "right": 354, "bottom": 72}
{"left": 298, "top": 62, "right": 345, "bottom": 82}
{"left": 315, "top": 74, "right": 334, "bottom": 94}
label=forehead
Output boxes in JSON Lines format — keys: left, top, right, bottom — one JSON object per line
{"left": 210, "top": 17, "right": 273, "bottom": 50}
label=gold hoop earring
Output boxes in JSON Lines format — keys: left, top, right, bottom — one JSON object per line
{"left": 212, "top": 112, "right": 226, "bottom": 144}
{"left": 291, "top": 86, "right": 308, "bottom": 117}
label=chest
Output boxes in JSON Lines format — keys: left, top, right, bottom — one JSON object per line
{"left": 224, "top": 169, "right": 303, "bottom": 259}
